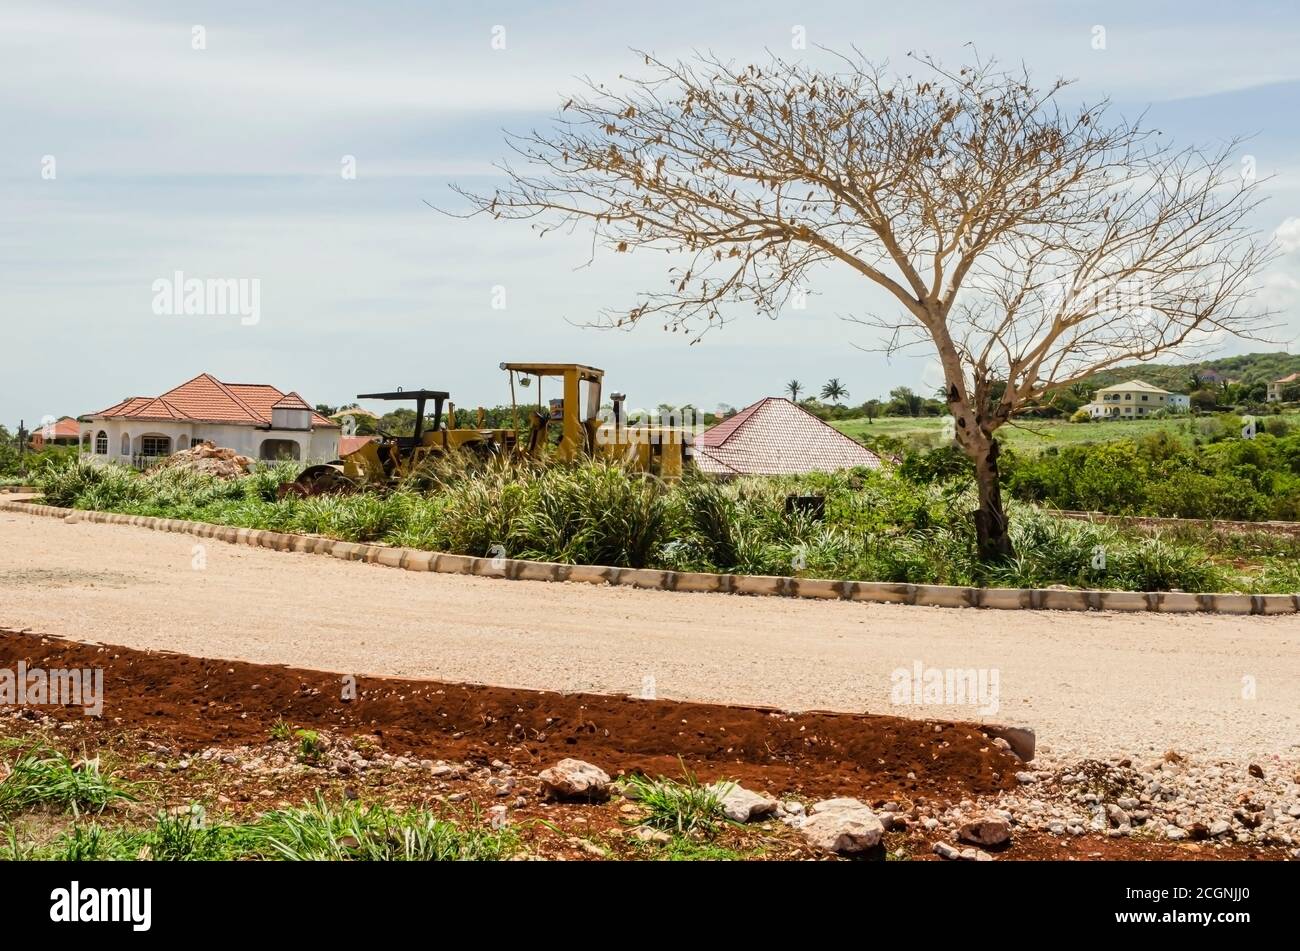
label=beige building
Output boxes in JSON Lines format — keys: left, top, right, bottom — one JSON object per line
{"left": 1082, "top": 380, "right": 1187, "bottom": 419}
{"left": 1266, "top": 373, "right": 1298, "bottom": 403}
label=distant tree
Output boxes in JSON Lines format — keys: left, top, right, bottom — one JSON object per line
{"left": 785, "top": 380, "right": 803, "bottom": 401}
{"left": 821, "top": 378, "right": 849, "bottom": 404}
{"left": 1190, "top": 388, "right": 1219, "bottom": 412}
{"left": 863, "top": 399, "right": 882, "bottom": 424}
{"left": 888, "top": 386, "right": 924, "bottom": 418}
{"left": 314, "top": 403, "right": 337, "bottom": 417}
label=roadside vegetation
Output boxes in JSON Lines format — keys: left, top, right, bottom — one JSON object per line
{"left": 29, "top": 452, "right": 1300, "bottom": 593}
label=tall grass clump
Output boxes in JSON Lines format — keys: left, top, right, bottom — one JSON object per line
{"left": 243, "top": 795, "right": 516, "bottom": 861}
{"left": 0, "top": 748, "right": 137, "bottom": 817}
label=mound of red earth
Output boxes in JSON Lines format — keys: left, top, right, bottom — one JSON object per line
{"left": 0, "top": 628, "right": 1016, "bottom": 804}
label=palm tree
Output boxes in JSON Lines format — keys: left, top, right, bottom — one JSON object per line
{"left": 821, "top": 378, "right": 849, "bottom": 404}
{"left": 785, "top": 379, "right": 803, "bottom": 401}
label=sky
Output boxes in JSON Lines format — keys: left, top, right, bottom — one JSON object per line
{"left": 4, "top": 0, "right": 1300, "bottom": 426}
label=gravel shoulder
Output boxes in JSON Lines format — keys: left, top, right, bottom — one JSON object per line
{"left": 2, "top": 506, "right": 1298, "bottom": 763}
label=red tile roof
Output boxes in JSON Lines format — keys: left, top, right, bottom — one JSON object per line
{"left": 693, "top": 398, "right": 884, "bottom": 475}
{"left": 89, "top": 373, "right": 337, "bottom": 428}
{"left": 41, "top": 417, "right": 83, "bottom": 439}
{"left": 271, "top": 391, "right": 313, "bottom": 411}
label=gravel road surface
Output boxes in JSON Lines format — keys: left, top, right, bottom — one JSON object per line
{"left": 2, "top": 506, "right": 1297, "bottom": 763}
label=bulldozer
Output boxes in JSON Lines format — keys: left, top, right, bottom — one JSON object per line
{"left": 280, "top": 362, "right": 694, "bottom": 496}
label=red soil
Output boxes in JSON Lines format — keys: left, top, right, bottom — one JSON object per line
{"left": 0, "top": 627, "right": 1017, "bottom": 804}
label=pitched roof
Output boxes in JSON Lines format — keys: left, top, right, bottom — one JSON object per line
{"left": 38, "top": 417, "right": 82, "bottom": 439}
{"left": 693, "top": 397, "right": 884, "bottom": 475}
{"left": 89, "top": 373, "right": 337, "bottom": 428}
{"left": 1273, "top": 372, "right": 1300, "bottom": 385}
{"left": 1095, "top": 379, "right": 1171, "bottom": 395}
{"left": 271, "top": 391, "right": 312, "bottom": 411}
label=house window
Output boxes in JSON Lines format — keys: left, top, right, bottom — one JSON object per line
{"left": 94, "top": 431, "right": 107, "bottom": 454}
{"left": 1124, "top": 394, "right": 1132, "bottom": 400}
{"left": 140, "top": 435, "right": 171, "bottom": 457}
{"left": 120, "top": 433, "right": 130, "bottom": 456}
{"left": 191, "top": 437, "right": 205, "bottom": 448}
{"left": 1141, "top": 395, "right": 1148, "bottom": 401}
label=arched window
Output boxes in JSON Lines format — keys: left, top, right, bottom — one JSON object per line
{"left": 259, "top": 438, "right": 301, "bottom": 461}
{"left": 120, "top": 433, "right": 130, "bottom": 456}
{"left": 94, "top": 431, "right": 108, "bottom": 455}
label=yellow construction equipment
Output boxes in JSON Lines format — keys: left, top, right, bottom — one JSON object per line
{"left": 280, "top": 362, "right": 693, "bottom": 496}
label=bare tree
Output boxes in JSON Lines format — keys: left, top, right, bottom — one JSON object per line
{"left": 452, "top": 49, "right": 1273, "bottom": 559}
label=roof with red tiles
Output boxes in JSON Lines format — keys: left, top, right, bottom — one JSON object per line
{"left": 693, "top": 397, "right": 884, "bottom": 475}
{"left": 35, "top": 417, "right": 82, "bottom": 439}
{"left": 89, "top": 373, "right": 337, "bottom": 428}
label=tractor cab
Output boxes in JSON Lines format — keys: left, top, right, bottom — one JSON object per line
{"left": 498, "top": 362, "right": 604, "bottom": 461}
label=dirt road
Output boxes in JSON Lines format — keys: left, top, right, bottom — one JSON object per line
{"left": 2, "top": 506, "right": 1297, "bottom": 762}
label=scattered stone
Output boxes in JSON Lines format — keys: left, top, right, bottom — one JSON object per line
{"left": 958, "top": 814, "right": 1012, "bottom": 848}
{"left": 628, "top": 826, "right": 671, "bottom": 845}
{"left": 1209, "top": 820, "right": 1231, "bottom": 838}
{"left": 710, "top": 783, "right": 779, "bottom": 823}
{"left": 982, "top": 724, "right": 1036, "bottom": 761}
{"left": 1248, "top": 764, "right": 1265, "bottom": 779}
{"left": 798, "top": 798, "right": 885, "bottom": 854}
{"left": 933, "top": 841, "right": 962, "bottom": 860}
{"left": 538, "top": 759, "right": 611, "bottom": 801}
{"left": 487, "top": 805, "right": 509, "bottom": 829}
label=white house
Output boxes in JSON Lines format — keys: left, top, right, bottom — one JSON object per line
{"left": 80, "top": 373, "right": 340, "bottom": 466}
{"left": 1081, "top": 380, "right": 1187, "bottom": 419}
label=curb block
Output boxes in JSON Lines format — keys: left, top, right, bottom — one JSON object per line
{"left": 3, "top": 497, "right": 1295, "bottom": 616}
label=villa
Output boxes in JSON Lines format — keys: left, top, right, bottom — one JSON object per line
{"left": 1081, "top": 380, "right": 1189, "bottom": 419}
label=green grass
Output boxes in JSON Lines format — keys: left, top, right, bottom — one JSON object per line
{"left": 5, "top": 796, "right": 518, "bottom": 862}
{"left": 622, "top": 765, "right": 730, "bottom": 839}
{"left": 241, "top": 795, "right": 517, "bottom": 861}
{"left": 833, "top": 411, "right": 1300, "bottom": 455}
{"left": 31, "top": 451, "right": 1300, "bottom": 593}
{"left": 0, "top": 748, "right": 137, "bottom": 817}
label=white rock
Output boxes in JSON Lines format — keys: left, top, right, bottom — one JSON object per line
{"left": 958, "top": 815, "right": 1012, "bottom": 848}
{"left": 709, "top": 783, "right": 779, "bottom": 823}
{"left": 628, "top": 826, "right": 671, "bottom": 845}
{"left": 538, "top": 759, "right": 611, "bottom": 800}
{"left": 798, "top": 798, "right": 885, "bottom": 854}
{"left": 933, "top": 841, "right": 962, "bottom": 860}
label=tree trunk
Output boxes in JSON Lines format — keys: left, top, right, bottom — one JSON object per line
{"left": 971, "top": 440, "right": 1014, "bottom": 562}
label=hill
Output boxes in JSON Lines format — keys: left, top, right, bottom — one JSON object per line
{"left": 1083, "top": 352, "right": 1300, "bottom": 394}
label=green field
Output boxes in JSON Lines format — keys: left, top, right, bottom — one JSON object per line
{"left": 832, "top": 413, "right": 1300, "bottom": 455}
